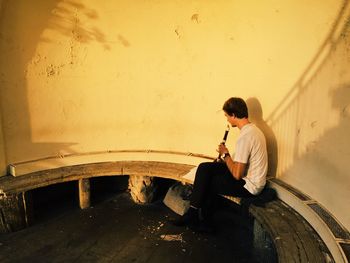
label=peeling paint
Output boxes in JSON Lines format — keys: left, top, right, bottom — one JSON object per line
{"left": 191, "top": 14, "right": 200, "bottom": 23}
{"left": 175, "top": 26, "right": 183, "bottom": 38}
{"left": 310, "top": 121, "right": 318, "bottom": 128}
{"left": 342, "top": 105, "right": 349, "bottom": 117}
{"left": 46, "top": 64, "right": 64, "bottom": 77}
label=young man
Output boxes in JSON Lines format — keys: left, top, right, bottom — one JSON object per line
{"left": 173, "top": 97, "right": 268, "bottom": 230}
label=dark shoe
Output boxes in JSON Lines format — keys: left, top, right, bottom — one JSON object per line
{"left": 190, "top": 220, "right": 215, "bottom": 234}
{"left": 171, "top": 207, "right": 199, "bottom": 227}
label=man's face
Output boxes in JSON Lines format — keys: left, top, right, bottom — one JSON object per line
{"left": 225, "top": 112, "right": 236, "bottom": 127}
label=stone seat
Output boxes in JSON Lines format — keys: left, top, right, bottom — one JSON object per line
{"left": 221, "top": 187, "right": 333, "bottom": 262}
{"left": 0, "top": 161, "right": 194, "bottom": 233}
{"left": 222, "top": 186, "right": 277, "bottom": 209}
{"left": 0, "top": 161, "right": 339, "bottom": 262}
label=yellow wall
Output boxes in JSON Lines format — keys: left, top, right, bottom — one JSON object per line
{"left": 0, "top": 0, "right": 349, "bottom": 229}
{"left": 0, "top": 0, "right": 6, "bottom": 176}
{"left": 0, "top": 103, "right": 6, "bottom": 177}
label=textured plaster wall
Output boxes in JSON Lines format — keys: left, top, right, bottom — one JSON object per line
{"left": 269, "top": 1, "right": 350, "bottom": 232}
{"left": 0, "top": 1, "right": 349, "bottom": 229}
{"left": 0, "top": 0, "right": 6, "bottom": 175}
{"left": 0, "top": 108, "right": 5, "bottom": 176}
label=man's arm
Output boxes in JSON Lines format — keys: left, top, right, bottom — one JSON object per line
{"left": 218, "top": 143, "right": 246, "bottom": 180}
{"left": 223, "top": 155, "right": 246, "bottom": 180}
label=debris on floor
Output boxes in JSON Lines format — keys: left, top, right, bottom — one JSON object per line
{"left": 160, "top": 234, "right": 184, "bottom": 242}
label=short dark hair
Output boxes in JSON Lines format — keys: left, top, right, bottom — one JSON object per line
{"left": 222, "top": 97, "right": 248, "bottom": 118}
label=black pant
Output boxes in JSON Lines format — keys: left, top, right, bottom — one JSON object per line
{"left": 190, "top": 162, "right": 254, "bottom": 209}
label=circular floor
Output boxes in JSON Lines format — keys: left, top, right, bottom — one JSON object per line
{"left": 0, "top": 192, "right": 274, "bottom": 263}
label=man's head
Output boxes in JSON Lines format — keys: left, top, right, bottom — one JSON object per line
{"left": 222, "top": 97, "right": 248, "bottom": 118}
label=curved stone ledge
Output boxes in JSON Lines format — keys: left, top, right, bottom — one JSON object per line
{"left": 1, "top": 161, "right": 195, "bottom": 195}
{"left": 7, "top": 150, "right": 214, "bottom": 177}
{"left": 249, "top": 199, "right": 334, "bottom": 262}
{"left": 268, "top": 178, "right": 350, "bottom": 263}
{"left": 1, "top": 157, "right": 348, "bottom": 262}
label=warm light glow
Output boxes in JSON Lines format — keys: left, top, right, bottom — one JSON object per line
{"left": 0, "top": 0, "right": 349, "bottom": 230}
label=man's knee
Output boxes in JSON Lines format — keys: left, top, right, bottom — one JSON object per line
{"left": 197, "top": 162, "right": 213, "bottom": 171}
{"left": 194, "top": 162, "right": 214, "bottom": 181}
{"left": 197, "top": 162, "right": 220, "bottom": 175}
{"left": 198, "top": 161, "right": 225, "bottom": 172}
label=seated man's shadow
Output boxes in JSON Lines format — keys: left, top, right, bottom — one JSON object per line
{"left": 246, "top": 97, "right": 278, "bottom": 178}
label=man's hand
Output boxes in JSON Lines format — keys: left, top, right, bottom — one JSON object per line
{"left": 217, "top": 143, "right": 229, "bottom": 156}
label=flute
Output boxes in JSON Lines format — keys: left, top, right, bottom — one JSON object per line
{"left": 215, "top": 124, "right": 230, "bottom": 162}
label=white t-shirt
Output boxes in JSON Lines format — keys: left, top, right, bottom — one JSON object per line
{"left": 233, "top": 123, "right": 268, "bottom": 195}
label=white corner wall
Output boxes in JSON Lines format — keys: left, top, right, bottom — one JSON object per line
{"left": 268, "top": 2, "right": 350, "bottom": 231}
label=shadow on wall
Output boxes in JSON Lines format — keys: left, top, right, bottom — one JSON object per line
{"left": 246, "top": 98, "right": 278, "bottom": 178}
{"left": 0, "top": 0, "right": 108, "bottom": 166}
{"left": 266, "top": 0, "right": 350, "bottom": 228}
{"left": 267, "top": 0, "right": 350, "bottom": 177}
{"left": 41, "top": 0, "right": 110, "bottom": 50}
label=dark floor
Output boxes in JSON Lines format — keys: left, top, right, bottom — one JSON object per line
{"left": 0, "top": 191, "right": 265, "bottom": 263}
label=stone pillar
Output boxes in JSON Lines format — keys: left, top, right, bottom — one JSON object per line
{"left": 128, "top": 175, "right": 156, "bottom": 203}
{"left": 78, "top": 178, "right": 90, "bottom": 209}
{"left": 0, "top": 192, "right": 33, "bottom": 233}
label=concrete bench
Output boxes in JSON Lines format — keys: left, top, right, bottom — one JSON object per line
{"left": 1, "top": 161, "right": 347, "bottom": 262}
{"left": 217, "top": 187, "right": 333, "bottom": 262}
{"left": 251, "top": 199, "right": 333, "bottom": 262}
{"left": 0, "top": 161, "right": 194, "bottom": 233}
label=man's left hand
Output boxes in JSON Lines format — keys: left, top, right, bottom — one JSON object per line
{"left": 217, "top": 143, "right": 229, "bottom": 155}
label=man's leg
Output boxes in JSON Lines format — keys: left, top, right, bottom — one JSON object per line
{"left": 190, "top": 162, "right": 229, "bottom": 208}
{"left": 209, "top": 172, "right": 254, "bottom": 198}
{"left": 172, "top": 161, "right": 254, "bottom": 228}
{"left": 198, "top": 165, "right": 252, "bottom": 221}
{"left": 172, "top": 162, "right": 228, "bottom": 227}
